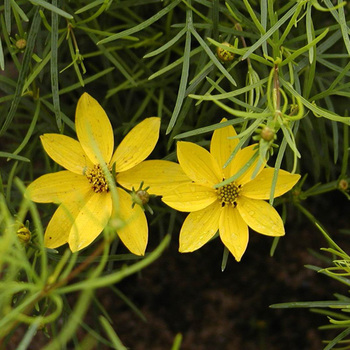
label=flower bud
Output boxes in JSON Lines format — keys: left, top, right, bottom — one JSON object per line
{"left": 136, "top": 190, "right": 150, "bottom": 205}
{"left": 15, "top": 38, "right": 27, "bottom": 50}
{"left": 260, "top": 126, "right": 275, "bottom": 142}
{"left": 338, "top": 179, "right": 348, "bottom": 191}
{"left": 216, "top": 42, "right": 235, "bottom": 62}
{"left": 17, "top": 225, "right": 31, "bottom": 244}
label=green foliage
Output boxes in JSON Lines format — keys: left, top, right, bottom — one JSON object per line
{"left": 0, "top": 0, "right": 349, "bottom": 348}
{"left": 271, "top": 223, "right": 350, "bottom": 350}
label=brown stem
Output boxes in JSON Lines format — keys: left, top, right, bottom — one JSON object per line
{"left": 0, "top": 240, "right": 108, "bottom": 344}
{"left": 273, "top": 64, "right": 281, "bottom": 119}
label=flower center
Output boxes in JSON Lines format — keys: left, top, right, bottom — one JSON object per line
{"left": 85, "top": 164, "right": 109, "bottom": 193}
{"left": 216, "top": 182, "right": 241, "bottom": 207}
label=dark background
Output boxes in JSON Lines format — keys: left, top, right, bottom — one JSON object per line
{"left": 102, "top": 191, "right": 349, "bottom": 350}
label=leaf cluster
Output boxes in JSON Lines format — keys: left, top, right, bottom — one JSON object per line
{"left": 0, "top": 0, "right": 350, "bottom": 348}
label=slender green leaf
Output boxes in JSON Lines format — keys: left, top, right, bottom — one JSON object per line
{"left": 42, "top": 67, "right": 115, "bottom": 99}
{"left": 97, "top": 0, "right": 181, "bottom": 44}
{"left": 75, "top": 0, "right": 104, "bottom": 14}
{"left": 324, "top": 328, "right": 350, "bottom": 350}
{"left": 99, "top": 316, "right": 128, "bottom": 350}
{"left": 0, "top": 36, "right": 4, "bottom": 70}
{"left": 57, "top": 235, "right": 170, "bottom": 294}
{"left": 51, "top": 0, "right": 62, "bottom": 131}
{"left": 336, "top": 1, "right": 350, "bottom": 56}
{"left": 191, "top": 30, "right": 237, "bottom": 86}
{"left": 148, "top": 46, "right": 202, "bottom": 80}
{"left": 189, "top": 77, "right": 268, "bottom": 102}
{"left": 214, "top": 100, "right": 272, "bottom": 119}
{"left": 306, "top": 3, "right": 315, "bottom": 64}
{"left": 207, "top": 38, "right": 273, "bottom": 66}
{"left": 174, "top": 118, "right": 244, "bottom": 139}
{"left": 281, "top": 78, "right": 350, "bottom": 124}
{"left": 270, "top": 301, "right": 350, "bottom": 309}
{"left": 242, "top": 3, "right": 298, "bottom": 60}
{"left": 22, "top": 51, "right": 52, "bottom": 93}
{"left": 40, "top": 99, "right": 75, "bottom": 131}
{"left": 0, "top": 8, "right": 42, "bottom": 136}
{"left": 30, "top": 0, "right": 73, "bottom": 19}
{"left": 166, "top": 20, "right": 191, "bottom": 134}
{"left": 0, "top": 152, "right": 30, "bottom": 162}
{"left": 4, "top": 0, "right": 11, "bottom": 33}
{"left": 171, "top": 334, "right": 183, "bottom": 350}
{"left": 10, "top": 0, "right": 29, "bottom": 22}
{"left": 144, "top": 26, "right": 186, "bottom": 58}
{"left": 281, "top": 28, "right": 329, "bottom": 67}
{"left": 10, "top": 100, "right": 40, "bottom": 158}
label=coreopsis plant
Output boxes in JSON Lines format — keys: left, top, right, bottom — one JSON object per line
{"left": 161, "top": 121, "right": 301, "bottom": 261}
{"left": 26, "top": 93, "right": 162, "bottom": 255}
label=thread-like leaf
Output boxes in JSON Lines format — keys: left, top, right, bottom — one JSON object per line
{"left": 0, "top": 8, "right": 42, "bottom": 136}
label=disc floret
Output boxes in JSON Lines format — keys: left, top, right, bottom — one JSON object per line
{"left": 85, "top": 164, "right": 109, "bottom": 193}
{"left": 217, "top": 182, "right": 241, "bottom": 207}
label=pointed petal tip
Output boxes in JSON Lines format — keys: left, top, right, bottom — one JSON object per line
{"left": 79, "top": 92, "right": 91, "bottom": 101}
{"left": 178, "top": 247, "right": 192, "bottom": 253}
{"left": 132, "top": 248, "right": 146, "bottom": 256}
{"left": 234, "top": 255, "right": 242, "bottom": 262}
{"left": 68, "top": 241, "right": 79, "bottom": 253}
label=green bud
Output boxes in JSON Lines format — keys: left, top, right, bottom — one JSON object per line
{"left": 15, "top": 38, "right": 27, "bottom": 50}
{"left": 260, "top": 126, "right": 275, "bottom": 142}
{"left": 217, "top": 42, "right": 235, "bottom": 62}
{"left": 17, "top": 225, "right": 31, "bottom": 244}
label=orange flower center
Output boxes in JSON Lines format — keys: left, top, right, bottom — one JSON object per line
{"left": 217, "top": 182, "right": 241, "bottom": 207}
{"left": 85, "top": 164, "right": 109, "bottom": 193}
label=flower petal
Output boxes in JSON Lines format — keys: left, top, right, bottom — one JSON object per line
{"left": 117, "top": 160, "right": 191, "bottom": 195}
{"left": 44, "top": 200, "right": 85, "bottom": 249}
{"left": 26, "top": 171, "right": 91, "bottom": 203}
{"left": 242, "top": 168, "right": 301, "bottom": 199}
{"left": 111, "top": 118, "right": 160, "bottom": 172}
{"left": 210, "top": 118, "right": 239, "bottom": 179}
{"left": 68, "top": 192, "right": 113, "bottom": 252}
{"left": 179, "top": 202, "right": 220, "bottom": 252}
{"left": 162, "top": 183, "right": 217, "bottom": 212}
{"left": 231, "top": 144, "right": 265, "bottom": 185}
{"left": 177, "top": 141, "right": 221, "bottom": 186}
{"left": 219, "top": 205, "right": 248, "bottom": 262}
{"left": 75, "top": 93, "right": 114, "bottom": 164}
{"left": 116, "top": 187, "right": 148, "bottom": 256}
{"left": 40, "top": 134, "right": 93, "bottom": 175}
{"left": 237, "top": 196, "right": 285, "bottom": 236}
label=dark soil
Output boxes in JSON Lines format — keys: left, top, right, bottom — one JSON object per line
{"left": 105, "top": 192, "right": 349, "bottom": 350}
{"left": 7, "top": 192, "right": 349, "bottom": 349}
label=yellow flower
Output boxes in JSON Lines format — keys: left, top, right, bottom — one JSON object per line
{"left": 26, "top": 93, "right": 161, "bottom": 255}
{"left": 161, "top": 120, "right": 301, "bottom": 261}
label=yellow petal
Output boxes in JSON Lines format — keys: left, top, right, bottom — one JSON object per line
{"left": 230, "top": 144, "right": 265, "bottom": 185}
{"left": 26, "top": 171, "right": 91, "bottom": 203}
{"left": 117, "top": 160, "right": 191, "bottom": 195}
{"left": 177, "top": 141, "right": 221, "bottom": 186}
{"left": 111, "top": 118, "right": 160, "bottom": 172}
{"left": 179, "top": 202, "right": 221, "bottom": 252}
{"left": 210, "top": 118, "right": 239, "bottom": 179}
{"left": 242, "top": 168, "right": 301, "bottom": 199}
{"left": 40, "top": 134, "right": 93, "bottom": 175}
{"left": 75, "top": 93, "right": 114, "bottom": 164}
{"left": 116, "top": 187, "right": 148, "bottom": 256}
{"left": 68, "top": 192, "right": 113, "bottom": 252}
{"left": 236, "top": 196, "right": 285, "bottom": 236}
{"left": 219, "top": 205, "right": 248, "bottom": 262}
{"left": 44, "top": 200, "right": 86, "bottom": 249}
{"left": 162, "top": 183, "right": 217, "bottom": 212}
